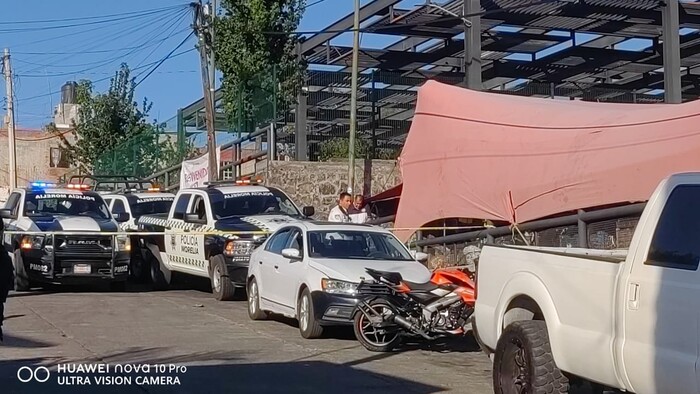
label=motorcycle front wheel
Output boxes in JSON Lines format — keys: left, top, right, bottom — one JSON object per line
{"left": 353, "top": 300, "right": 403, "bottom": 352}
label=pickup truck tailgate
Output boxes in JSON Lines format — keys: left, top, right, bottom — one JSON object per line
{"left": 475, "top": 244, "right": 624, "bottom": 384}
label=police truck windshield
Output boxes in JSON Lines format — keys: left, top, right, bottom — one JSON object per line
{"left": 130, "top": 197, "right": 174, "bottom": 218}
{"left": 209, "top": 190, "right": 300, "bottom": 219}
{"left": 23, "top": 192, "right": 111, "bottom": 220}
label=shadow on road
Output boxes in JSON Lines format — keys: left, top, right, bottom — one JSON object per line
{"left": 0, "top": 351, "right": 445, "bottom": 394}
{"left": 0, "top": 334, "right": 56, "bottom": 348}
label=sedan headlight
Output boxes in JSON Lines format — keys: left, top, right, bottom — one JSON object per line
{"left": 321, "top": 278, "right": 358, "bottom": 295}
{"left": 21, "top": 235, "right": 44, "bottom": 250}
{"left": 115, "top": 235, "right": 131, "bottom": 252}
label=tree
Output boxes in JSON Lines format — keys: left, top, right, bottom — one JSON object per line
{"left": 48, "top": 64, "right": 186, "bottom": 176}
{"left": 215, "top": 0, "right": 306, "bottom": 126}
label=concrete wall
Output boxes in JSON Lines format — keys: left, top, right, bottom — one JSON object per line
{"left": 264, "top": 159, "right": 401, "bottom": 218}
{"left": 0, "top": 129, "right": 73, "bottom": 201}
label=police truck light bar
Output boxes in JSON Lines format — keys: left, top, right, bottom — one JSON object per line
{"left": 30, "top": 181, "right": 57, "bottom": 188}
{"left": 67, "top": 184, "right": 90, "bottom": 190}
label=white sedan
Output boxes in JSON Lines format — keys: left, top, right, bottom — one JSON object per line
{"left": 246, "top": 221, "right": 430, "bottom": 339}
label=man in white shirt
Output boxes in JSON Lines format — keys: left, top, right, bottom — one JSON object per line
{"left": 327, "top": 192, "right": 352, "bottom": 223}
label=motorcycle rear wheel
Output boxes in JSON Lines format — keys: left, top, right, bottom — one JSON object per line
{"left": 353, "top": 301, "right": 403, "bottom": 352}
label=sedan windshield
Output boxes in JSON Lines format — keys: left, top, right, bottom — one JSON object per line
{"left": 209, "top": 189, "right": 300, "bottom": 219}
{"left": 24, "top": 192, "right": 111, "bottom": 220}
{"left": 307, "top": 230, "right": 413, "bottom": 261}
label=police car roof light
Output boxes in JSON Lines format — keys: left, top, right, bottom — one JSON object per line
{"left": 30, "top": 181, "right": 57, "bottom": 188}
{"left": 147, "top": 187, "right": 163, "bottom": 192}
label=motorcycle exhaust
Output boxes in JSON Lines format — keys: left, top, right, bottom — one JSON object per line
{"left": 424, "top": 295, "right": 462, "bottom": 314}
{"left": 391, "top": 315, "right": 433, "bottom": 340}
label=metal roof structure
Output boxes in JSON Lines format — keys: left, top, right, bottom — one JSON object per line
{"left": 179, "top": 0, "right": 700, "bottom": 161}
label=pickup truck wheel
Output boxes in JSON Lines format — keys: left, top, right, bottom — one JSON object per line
{"left": 149, "top": 253, "right": 170, "bottom": 291}
{"left": 210, "top": 255, "right": 235, "bottom": 301}
{"left": 129, "top": 251, "right": 149, "bottom": 284}
{"left": 493, "top": 320, "right": 569, "bottom": 394}
{"left": 13, "top": 250, "right": 30, "bottom": 291}
{"left": 298, "top": 288, "right": 323, "bottom": 339}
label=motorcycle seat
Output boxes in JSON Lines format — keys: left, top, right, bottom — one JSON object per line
{"left": 403, "top": 280, "right": 439, "bottom": 292}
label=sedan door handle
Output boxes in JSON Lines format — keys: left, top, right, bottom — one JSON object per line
{"left": 258, "top": 261, "right": 263, "bottom": 265}
{"left": 274, "top": 265, "right": 279, "bottom": 269}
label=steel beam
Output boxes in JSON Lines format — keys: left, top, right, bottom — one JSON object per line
{"left": 464, "top": 0, "right": 481, "bottom": 89}
{"left": 663, "top": 0, "right": 682, "bottom": 103}
{"left": 301, "top": 0, "right": 401, "bottom": 56}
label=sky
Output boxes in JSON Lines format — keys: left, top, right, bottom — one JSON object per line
{"left": 1, "top": 0, "right": 423, "bottom": 130}
{"left": 2, "top": 0, "right": 694, "bottom": 130}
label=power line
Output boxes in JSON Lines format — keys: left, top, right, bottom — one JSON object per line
{"left": 10, "top": 7, "right": 186, "bottom": 49}
{"left": 134, "top": 31, "right": 196, "bottom": 88}
{"left": 16, "top": 9, "right": 191, "bottom": 77}
{"left": 307, "top": 0, "right": 330, "bottom": 7}
{"left": 0, "top": 4, "right": 187, "bottom": 25}
{"left": 0, "top": 5, "right": 189, "bottom": 33}
{"left": 13, "top": 29, "right": 190, "bottom": 65}
{"left": 16, "top": 48, "right": 196, "bottom": 103}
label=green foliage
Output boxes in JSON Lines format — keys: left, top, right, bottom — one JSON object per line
{"left": 318, "top": 138, "right": 371, "bottom": 161}
{"left": 318, "top": 137, "right": 402, "bottom": 161}
{"left": 215, "top": 0, "right": 306, "bottom": 126}
{"left": 47, "top": 64, "right": 188, "bottom": 176}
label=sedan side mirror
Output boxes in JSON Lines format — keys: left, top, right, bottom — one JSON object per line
{"left": 184, "top": 213, "right": 207, "bottom": 225}
{"left": 302, "top": 206, "right": 315, "bottom": 218}
{"left": 411, "top": 251, "right": 429, "bottom": 262}
{"left": 281, "top": 248, "right": 302, "bottom": 260}
{"left": 114, "top": 212, "right": 131, "bottom": 223}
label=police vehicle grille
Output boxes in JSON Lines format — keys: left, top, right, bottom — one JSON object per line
{"left": 55, "top": 236, "right": 112, "bottom": 254}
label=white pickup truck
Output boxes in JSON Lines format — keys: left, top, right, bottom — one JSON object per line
{"left": 474, "top": 172, "right": 700, "bottom": 394}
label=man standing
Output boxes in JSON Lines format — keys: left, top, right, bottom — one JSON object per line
{"left": 328, "top": 192, "right": 352, "bottom": 223}
{"left": 0, "top": 219, "right": 12, "bottom": 341}
{"left": 348, "top": 194, "right": 369, "bottom": 224}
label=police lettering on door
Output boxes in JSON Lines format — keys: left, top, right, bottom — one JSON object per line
{"left": 180, "top": 235, "right": 199, "bottom": 255}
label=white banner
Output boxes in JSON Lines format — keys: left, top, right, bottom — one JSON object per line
{"left": 179, "top": 147, "right": 221, "bottom": 188}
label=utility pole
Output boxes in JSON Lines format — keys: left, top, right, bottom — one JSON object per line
{"left": 3, "top": 48, "right": 17, "bottom": 189}
{"left": 193, "top": 1, "right": 218, "bottom": 182}
{"left": 347, "top": 0, "right": 360, "bottom": 194}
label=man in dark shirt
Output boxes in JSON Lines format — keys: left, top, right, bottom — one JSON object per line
{"left": 0, "top": 219, "right": 13, "bottom": 341}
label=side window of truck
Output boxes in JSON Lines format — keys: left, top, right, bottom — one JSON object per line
{"left": 173, "top": 194, "right": 192, "bottom": 220}
{"left": 646, "top": 185, "right": 700, "bottom": 271}
{"left": 112, "top": 200, "right": 127, "bottom": 214}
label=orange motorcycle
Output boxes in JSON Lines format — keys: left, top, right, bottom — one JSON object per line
{"left": 352, "top": 267, "right": 476, "bottom": 352}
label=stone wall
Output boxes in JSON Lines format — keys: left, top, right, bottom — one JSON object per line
{"left": 0, "top": 129, "right": 73, "bottom": 201}
{"left": 264, "top": 159, "right": 401, "bottom": 218}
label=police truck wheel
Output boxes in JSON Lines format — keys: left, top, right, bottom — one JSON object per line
{"left": 210, "top": 255, "right": 235, "bottom": 301}
{"left": 13, "top": 250, "right": 30, "bottom": 291}
{"left": 129, "top": 251, "right": 149, "bottom": 284}
{"left": 149, "top": 253, "right": 170, "bottom": 291}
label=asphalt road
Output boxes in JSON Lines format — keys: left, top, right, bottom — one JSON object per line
{"left": 0, "top": 276, "right": 493, "bottom": 394}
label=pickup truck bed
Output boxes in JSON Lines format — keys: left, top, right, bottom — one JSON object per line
{"left": 475, "top": 244, "right": 624, "bottom": 387}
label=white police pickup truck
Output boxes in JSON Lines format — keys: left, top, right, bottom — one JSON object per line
{"left": 136, "top": 180, "right": 315, "bottom": 300}
{"left": 1, "top": 182, "right": 131, "bottom": 291}
{"left": 101, "top": 188, "right": 175, "bottom": 282}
